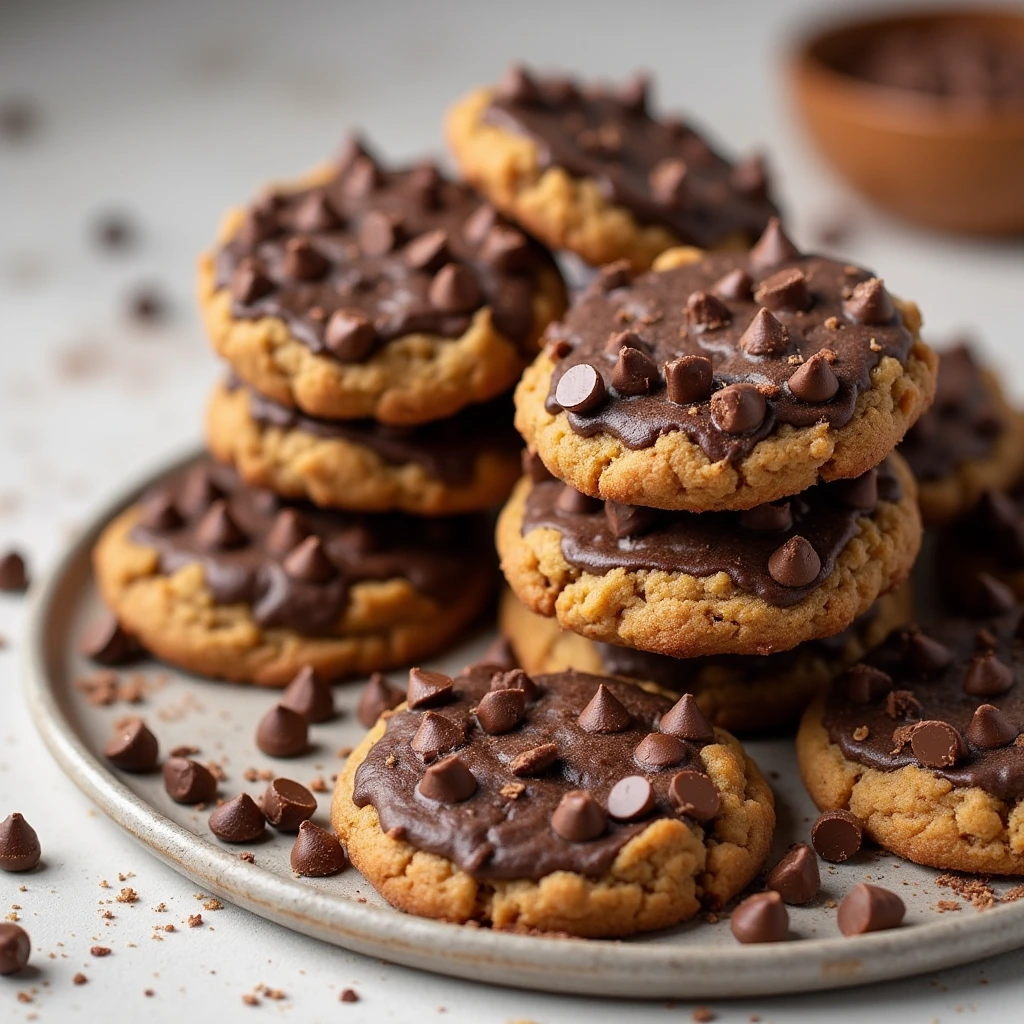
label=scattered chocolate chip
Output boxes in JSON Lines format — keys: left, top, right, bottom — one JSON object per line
{"left": 844, "top": 664, "right": 894, "bottom": 704}
{"left": 766, "top": 844, "right": 820, "bottom": 904}
{"left": 555, "top": 484, "right": 603, "bottom": 514}
{"left": 612, "top": 346, "right": 660, "bottom": 396}
{"left": 844, "top": 278, "right": 895, "bottom": 325}
{"left": 788, "top": 352, "right": 839, "bottom": 403}
{"left": 831, "top": 467, "right": 878, "bottom": 511}
{"left": 902, "top": 628, "right": 954, "bottom": 675}
{"left": 428, "top": 263, "right": 481, "bottom": 313}
{"left": 577, "top": 684, "right": 631, "bottom": 733}
{"left": 255, "top": 705, "right": 308, "bottom": 758}
{"left": 607, "top": 776, "right": 656, "bottom": 822}
{"left": 731, "top": 153, "right": 769, "bottom": 199}
{"left": 92, "top": 211, "right": 136, "bottom": 251}
{"left": 0, "top": 813, "right": 40, "bottom": 872}
{"left": 178, "top": 465, "right": 222, "bottom": 519}
{"left": 291, "top": 820, "right": 347, "bottom": 877}
{"left": 964, "top": 651, "right": 1014, "bottom": 696}
{"left": 739, "top": 308, "right": 790, "bottom": 357}
{"left": 340, "top": 988, "right": 359, "bottom": 1003}
{"left": 755, "top": 268, "right": 811, "bottom": 313}
{"left": 281, "top": 665, "right": 334, "bottom": 723}
{"left": 324, "top": 309, "right": 376, "bottom": 362}
{"left": 79, "top": 611, "right": 140, "bottom": 665}
{"left": 710, "top": 382, "right": 766, "bottom": 434}
{"left": 490, "top": 668, "right": 538, "bottom": 702}
{"left": 138, "top": 492, "right": 182, "bottom": 532}
{"left": 768, "top": 535, "right": 821, "bottom": 587}
{"left": 749, "top": 217, "right": 800, "bottom": 269}
{"left": 604, "top": 501, "right": 657, "bottom": 539}
{"left": 480, "top": 225, "right": 531, "bottom": 272}
{"left": 262, "top": 510, "right": 307, "bottom": 557}
{"left": 731, "top": 891, "right": 789, "bottom": 943}
{"left": 668, "top": 770, "right": 720, "bottom": 821}
{"left": 238, "top": 207, "right": 279, "bottom": 246}
{"left": 127, "top": 286, "right": 168, "bottom": 323}
{"left": 418, "top": 755, "right": 477, "bottom": 803}
{"left": 649, "top": 158, "right": 688, "bottom": 206}
{"left": 262, "top": 778, "right": 317, "bottom": 831}
{"left": 911, "top": 720, "right": 966, "bottom": 768}
{"left": 292, "top": 190, "right": 342, "bottom": 232}
{"left": 357, "top": 672, "right": 404, "bottom": 728}
{"left": 163, "top": 758, "right": 217, "bottom": 805}
{"left": 970, "top": 573, "right": 1017, "bottom": 615}
{"left": 407, "top": 668, "right": 454, "bottom": 709}
{"left": 476, "top": 688, "right": 527, "bottom": 735}
{"left": 634, "top": 732, "right": 687, "bottom": 770}
{"left": 811, "top": 809, "right": 862, "bottom": 862}
{"left": 0, "top": 551, "right": 28, "bottom": 593}
{"left": 521, "top": 448, "right": 554, "bottom": 484}
{"left": 342, "top": 155, "right": 381, "bottom": 198}
{"left": 837, "top": 883, "right": 905, "bottom": 936}
{"left": 966, "top": 704, "right": 1018, "bottom": 748}
{"left": 282, "top": 536, "right": 336, "bottom": 582}
{"left": 664, "top": 354, "right": 713, "bottom": 404}
{"left": 495, "top": 63, "right": 543, "bottom": 104}
{"left": 551, "top": 790, "right": 607, "bottom": 842}
{"left": 659, "top": 693, "right": 715, "bottom": 742}
{"left": 194, "top": 500, "right": 246, "bottom": 551}
{"left": 685, "top": 290, "right": 731, "bottom": 332}
{"left": 712, "top": 268, "right": 753, "bottom": 301}
{"left": 410, "top": 711, "right": 465, "bottom": 763}
{"left": 231, "top": 259, "right": 274, "bottom": 304}
{"left": 403, "top": 229, "right": 450, "bottom": 272}
{"left": 358, "top": 210, "right": 404, "bottom": 255}
{"left": 739, "top": 501, "right": 792, "bottom": 532}
{"left": 208, "top": 794, "right": 266, "bottom": 843}
{"left": 554, "top": 363, "right": 607, "bottom": 414}
{"left": 885, "top": 689, "right": 922, "bottom": 720}
{"left": 283, "top": 237, "right": 330, "bottom": 280}
{"left": 0, "top": 923, "right": 30, "bottom": 975}
{"left": 510, "top": 743, "right": 558, "bottom": 777}
{"left": 104, "top": 719, "right": 159, "bottom": 772}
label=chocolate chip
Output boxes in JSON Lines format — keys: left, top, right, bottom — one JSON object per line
{"left": 811, "top": 809, "right": 862, "bottom": 862}
{"left": 490, "top": 668, "right": 538, "bottom": 701}
{"left": 342, "top": 155, "right": 381, "bottom": 197}
{"left": 788, "top": 352, "right": 839, "bottom": 403}
{"left": 595, "top": 260, "right": 632, "bottom": 292}
{"left": 837, "top": 883, "right": 905, "bottom": 936}
{"left": 551, "top": 790, "right": 607, "bottom": 842}
{"left": 255, "top": 705, "right": 308, "bottom": 758}
{"left": 843, "top": 278, "right": 895, "bottom": 325}
{"left": 902, "top": 627, "right": 954, "bottom": 675}
{"left": 262, "top": 510, "right": 307, "bottom": 557}
{"left": 844, "top": 664, "right": 894, "bottom": 704}
{"left": 555, "top": 485, "right": 603, "bottom": 514}
{"left": 324, "top": 309, "right": 376, "bottom": 362}
{"left": 178, "top": 465, "right": 223, "bottom": 519}
{"left": 668, "top": 770, "right": 720, "bottom": 821}
{"left": 605, "top": 328, "right": 643, "bottom": 354}
{"left": 127, "top": 286, "right": 168, "bottom": 324}
{"left": 403, "top": 229, "right": 450, "bottom": 273}
{"left": 282, "top": 536, "right": 336, "bottom": 582}
{"left": 293, "top": 190, "right": 343, "bottom": 232}
{"left": 731, "top": 153, "right": 769, "bottom": 199}
{"left": 755, "top": 268, "right": 811, "bottom": 313}
{"left": 749, "top": 217, "right": 801, "bottom": 269}
{"left": 357, "top": 672, "right": 404, "bottom": 727}
{"left": 162, "top": 758, "right": 217, "bottom": 805}
{"left": 282, "top": 237, "right": 330, "bottom": 280}
{"left": 230, "top": 258, "right": 274, "bottom": 304}
{"left": 831, "top": 467, "right": 878, "bottom": 511}
{"left": 607, "top": 776, "right": 656, "bottom": 822}
{"left": 0, "top": 551, "right": 28, "bottom": 592}
{"left": 659, "top": 693, "right": 715, "bottom": 742}
{"left": 407, "top": 668, "right": 454, "bottom": 709}
{"left": 281, "top": 665, "right": 335, "bottom": 723}
{"left": 611, "top": 346, "right": 660, "bottom": 397}
{"left": 964, "top": 651, "right": 1014, "bottom": 696}
{"left": 79, "top": 611, "right": 140, "bottom": 665}
{"left": 474, "top": 637, "right": 518, "bottom": 675}
{"left": 410, "top": 711, "right": 465, "bottom": 763}
{"left": 768, "top": 535, "right": 821, "bottom": 587}
{"left": 104, "top": 719, "right": 159, "bottom": 773}
{"left": 712, "top": 268, "right": 753, "bottom": 301}
{"left": 138, "top": 492, "right": 182, "bottom": 531}
{"left": 476, "top": 688, "right": 527, "bottom": 735}
{"left": 605, "top": 501, "right": 657, "bottom": 539}
{"left": 685, "top": 290, "right": 731, "bottom": 331}
{"left": 480, "top": 225, "right": 531, "bottom": 272}
{"left": 966, "top": 704, "right": 1018, "bottom": 748}
{"left": 407, "top": 161, "right": 443, "bottom": 208}
{"left": 418, "top": 755, "right": 477, "bottom": 803}
{"left": 739, "top": 308, "right": 790, "bottom": 357}
{"left": 664, "top": 354, "right": 713, "bottom": 404}
{"left": 885, "top": 689, "right": 922, "bottom": 720}
{"left": 911, "top": 720, "right": 965, "bottom": 767}
{"left": 618, "top": 73, "right": 650, "bottom": 115}
{"left": 969, "top": 573, "right": 1016, "bottom": 615}
{"left": 237, "top": 207, "right": 279, "bottom": 246}
{"left": 208, "top": 793, "right": 266, "bottom": 843}
{"left": 261, "top": 778, "right": 317, "bottom": 831}
{"left": 194, "top": 500, "right": 246, "bottom": 551}
{"left": 522, "top": 448, "right": 555, "bottom": 484}
{"left": 0, "top": 813, "right": 41, "bottom": 872}
{"left": 495, "top": 63, "right": 543, "bottom": 105}
{"left": 510, "top": 743, "right": 558, "bottom": 777}
{"left": 649, "top": 158, "right": 688, "bottom": 206}
{"left": 428, "top": 263, "right": 481, "bottom": 313}
{"left": 291, "top": 820, "right": 347, "bottom": 877}
{"left": 577, "top": 684, "right": 631, "bottom": 733}
{"left": 554, "top": 363, "right": 607, "bottom": 414}
{"left": 766, "top": 844, "right": 820, "bottom": 904}
{"left": 633, "top": 732, "right": 687, "bottom": 770}
{"left": 358, "top": 210, "right": 404, "bottom": 255}
{"left": 710, "top": 383, "right": 766, "bottom": 433}
{"left": 731, "top": 891, "right": 789, "bottom": 943}
{"left": 0, "top": 923, "right": 30, "bottom": 976}
{"left": 739, "top": 501, "right": 792, "bottom": 532}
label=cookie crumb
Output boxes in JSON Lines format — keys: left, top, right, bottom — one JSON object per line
{"left": 241, "top": 994, "right": 259, "bottom": 1007}
{"left": 692, "top": 1009, "right": 716, "bottom": 1022}
{"left": 90, "top": 946, "right": 112, "bottom": 957}
{"left": 116, "top": 887, "right": 138, "bottom": 904}
{"left": 936, "top": 873, "right": 995, "bottom": 910}
{"left": 202, "top": 898, "right": 223, "bottom": 911}
{"left": 499, "top": 782, "right": 525, "bottom": 799}
{"left": 188, "top": 914, "right": 203, "bottom": 928}
{"left": 852, "top": 725, "right": 869, "bottom": 741}
{"left": 239, "top": 852, "right": 255, "bottom": 864}
{"left": 937, "top": 900, "right": 961, "bottom": 913}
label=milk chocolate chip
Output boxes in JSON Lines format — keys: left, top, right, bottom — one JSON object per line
{"left": 966, "top": 704, "right": 1018, "bottom": 748}
{"left": 766, "top": 844, "right": 820, "bottom": 904}
{"left": 668, "top": 770, "right": 720, "bottom": 821}
{"left": 0, "top": 923, "right": 30, "bottom": 975}
{"left": 755, "top": 267, "right": 810, "bottom": 313}
{"left": 612, "top": 346, "right": 660, "bottom": 396}
{"left": 634, "top": 732, "right": 687, "bottom": 770}
{"left": 555, "top": 363, "right": 607, "bottom": 414}
{"left": 811, "top": 809, "right": 862, "bottom": 862}
{"left": 281, "top": 665, "right": 335, "bottom": 723}
{"left": 659, "top": 693, "right": 715, "bottom": 742}
{"left": 358, "top": 672, "right": 404, "bottom": 727}
{"left": 231, "top": 259, "right": 274, "bottom": 304}
{"left": 710, "top": 382, "right": 766, "bottom": 433}
{"left": 162, "top": 758, "right": 217, "bottom": 805}
{"left": 606, "top": 776, "right": 656, "bottom": 822}
{"left": 418, "top": 755, "right": 477, "bottom": 803}
{"left": 551, "top": 790, "right": 607, "bottom": 842}
{"left": 731, "top": 891, "right": 789, "bottom": 943}
{"left": 104, "top": 719, "right": 159, "bottom": 773}
{"left": 712, "top": 268, "right": 753, "bottom": 301}
{"left": 0, "top": 813, "right": 41, "bottom": 872}
{"left": 964, "top": 651, "right": 1014, "bottom": 696}
{"left": 577, "top": 684, "right": 631, "bottom": 733}
{"left": 902, "top": 628, "right": 954, "bottom": 675}
{"left": 475, "top": 688, "right": 526, "bottom": 735}
{"left": 407, "top": 668, "right": 454, "bottom": 709}
{"left": 843, "top": 278, "right": 895, "bottom": 325}
{"left": 664, "top": 354, "right": 714, "bottom": 405}
{"left": 739, "top": 501, "right": 792, "bottom": 532}
{"left": 428, "top": 263, "right": 481, "bottom": 313}
{"left": 283, "top": 236, "right": 330, "bottom": 280}
{"left": 208, "top": 793, "right": 266, "bottom": 843}
{"left": 79, "top": 611, "right": 140, "bottom": 665}
{"left": 410, "top": 711, "right": 465, "bottom": 763}
{"left": 262, "top": 778, "right": 317, "bottom": 831}
{"left": 837, "top": 883, "right": 905, "bottom": 936}
{"left": 556, "top": 485, "right": 603, "bottom": 514}
{"left": 255, "top": 705, "right": 308, "bottom": 758}
{"left": 282, "top": 536, "right": 336, "bottom": 582}
{"left": 788, "top": 352, "right": 839, "bottom": 403}
{"left": 749, "top": 217, "right": 800, "bottom": 269}
{"left": 768, "top": 536, "right": 821, "bottom": 587}
{"left": 324, "top": 309, "right": 376, "bottom": 362}
{"left": 911, "top": 720, "right": 966, "bottom": 768}
{"left": 605, "top": 501, "right": 657, "bottom": 539}
{"left": 291, "top": 820, "right": 347, "bottom": 877}
{"left": 685, "top": 290, "right": 731, "bottom": 331}
{"left": 194, "top": 500, "right": 246, "bottom": 551}
{"left": 739, "top": 308, "right": 789, "bottom": 357}
{"left": 490, "top": 668, "right": 539, "bottom": 702}
{"left": 844, "top": 664, "right": 894, "bottom": 704}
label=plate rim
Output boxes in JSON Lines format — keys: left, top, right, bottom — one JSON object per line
{"left": 20, "top": 447, "right": 1024, "bottom": 999}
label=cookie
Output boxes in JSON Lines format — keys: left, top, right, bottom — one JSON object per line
{"left": 515, "top": 227, "right": 937, "bottom": 512}
{"left": 446, "top": 65, "right": 778, "bottom": 270}
{"left": 93, "top": 460, "right": 493, "bottom": 685}
{"left": 499, "top": 583, "right": 913, "bottom": 734}
{"left": 199, "top": 138, "right": 566, "bottom": 425}
{"left": 497, "top": 453, "right": 920, "bottom": 658}
{"left": 206, "top": 378, "right": 521, "bottom": 515}
{"left": 332, "top": 665, "right": 774, "bottom": 936}
{"left": 898, "top": 342, "right": 1024, "bottom": 526}
{"left": 798, "top": 607, "right": 1024, "bottom": 874}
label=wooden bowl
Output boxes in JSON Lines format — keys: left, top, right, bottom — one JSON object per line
{"left": 789, "top": 8, "right": 1024, "bottom": 234}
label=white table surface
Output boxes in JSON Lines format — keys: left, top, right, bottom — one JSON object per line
{"left": 2, "top": 0, "right": 1023, "bottom": 1020}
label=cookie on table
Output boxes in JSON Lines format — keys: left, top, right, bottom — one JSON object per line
{"left": 446, "top": 65, "right": 779, "bottom": 270}
{"left": 798, "top": 606, "right": 1024, "bottom": 874}
{"left": 499, "top": 583, "right": 913, "bottom": 734}
{"left": 332, "top": 665, "right": 774, "bottom": 937}
{"left": 515, "top": 223, "right": 937, "bottom": 512}
{"left": 898, "top": 341, "right": 1024, "bottom": 526}
{"left": 497, "top": 453, "right": 920, "bottom": 658}
{"left": 93, "top": 460, "right": 493, "bottom": 686}
{"left": 206, "top": 378, "right": 522, "bottom": 516}
{"left": 198, "top": 138, "right": 566, "bottom": 425}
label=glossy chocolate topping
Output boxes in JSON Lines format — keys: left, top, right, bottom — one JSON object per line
{"left": 230, "top": 377, "right": 520, "bottom": 485}
{"left": 485, "top": 66, "right": 778, "bottom": 249}
{"left": 543, "top": 233, "right": 914, "bottom": 463}
{"left": 521, "top": 460, "right": 902, "bottom": 608}
{"left": 353, "top": 667, "right": 720, "bottom": 880}
{"left": 130, "top": 460, "right": 483, "bottom": 635}
{"left": 823, "top": 612, "right": 1024, "bottom": 801}
{"left": 215, "top": 139, "right": 559, "bottom": 361}
{"left": 899, "top": 343, "right": 1003, "bottom": 483}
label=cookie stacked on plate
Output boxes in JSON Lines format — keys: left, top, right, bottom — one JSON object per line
{"left": 92, "top": 140, "right": 568, "bottom": 685}
{"left": 497, "top": 217, "right": 937, "bottom": 730}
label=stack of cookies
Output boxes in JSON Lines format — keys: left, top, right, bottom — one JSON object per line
{"left": 92, "top": 138, "right": 568, "bottom": 685}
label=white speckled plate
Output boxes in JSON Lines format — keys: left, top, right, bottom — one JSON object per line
{"left": 21, "top": 452, "right": 1024, "bottom": 998}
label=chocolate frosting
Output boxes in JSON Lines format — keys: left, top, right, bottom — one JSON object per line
{"left": 485, "top": 69, "right": 778, "bottom": 249}
{"left": 229, "top": 378, "right": 520, "bottom": 485}
{"left": 899, "top": 343, "right": 1003, "bottom": 483}
{"left": 544, "top": 248, "right": 914, "bottom": 464}
{"left": 521, "top": 460, "right": 902, "bottom": 608}
{"left": 214, "top": 141, "right": 559, "bottom": 359}
{"left": 352, "top": 667, "right": 716, "bottom": 880}
{"left": 129, "top": 460, "right": 485, "bottom": 635}
{"left": 823, "top": 614, "right": 1024, "bottom": 801}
